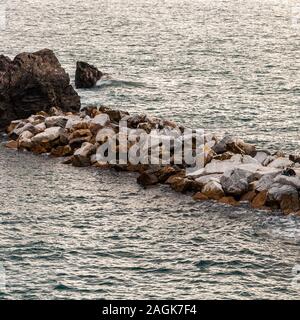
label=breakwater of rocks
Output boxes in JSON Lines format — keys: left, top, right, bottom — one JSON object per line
{"left": 4, "top": 105, "right": 300, "bottom": 217}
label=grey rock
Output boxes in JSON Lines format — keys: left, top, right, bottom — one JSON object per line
{"left": 45, "top": 116, "right": 68, "bottom": 128}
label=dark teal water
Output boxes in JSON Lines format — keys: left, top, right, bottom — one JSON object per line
{"left": 0, "top": 0, "right": 300, "bottom": 299}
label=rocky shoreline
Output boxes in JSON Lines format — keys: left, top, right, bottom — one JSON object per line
{"left": 1, "top": 49, "right": 300, "bottom": 217}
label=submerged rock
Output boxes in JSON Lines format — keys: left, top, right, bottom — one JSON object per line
{"left": 0, "top": 49, "right": 80, "bottom": 129}
{"left": 218, "top": 196, "right": 239, "bottom": 206}
{"left": 75, "top": 61, "right": 103, "bottom": 89}
{"left": 193, "top": 192, "right": 209, "bottom": 201}
{"left": 137, "top": 171, "right": 159, "bottom": 187}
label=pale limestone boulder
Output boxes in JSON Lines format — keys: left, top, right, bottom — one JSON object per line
{"left": 31, "top": 127, "right": 64, "bottom": 144}
{"left": 267, "top": 157, "right": 293, "bottom": 169}
{"left": 45, "top": 116, "right": 68, "bottom": 128}
{"left": 256, "top": 175, "right": 276, "bottom": 192}
{"left": 268, "top": 184, "right": 297, "bottom": 201}
{"left": 202, "top": 180, "right": 225, "bottom": 200}
{"left": 186, "top": 154, "right": 242, "bottom": 178}
{"left": 195, "top": 174, "right": 221, "bottom": 187}
{"left": 241, "top": 155, "right": 260, "bottom": 165}
{"left": 27, "top": 115, "right": 46, "bottom": 125}
{"left": 92, "top": 114, "right": 110, "bottom": 127}
{"left": 65, "top": 115, "right": 82, "bottom": 130}
{"left": 11, "top": 122, "right": 37, "bottom": 137}
{"left": 34, "top": 122, "right": 46, "bottom": 133}
{"left": 273, "top": 175, "right": 300, "bottom": 190}
{"left": 254, "top": 151, "right": 269, "bottom": 164}
{"left": 18, "top": 130, "right": 34, "bottom": 149}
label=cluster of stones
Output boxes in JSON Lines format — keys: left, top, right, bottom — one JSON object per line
{"left": 4, "top": 106, "right": 300, "bottom": 217}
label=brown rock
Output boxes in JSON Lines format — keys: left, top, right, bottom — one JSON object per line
{"left": 51, "top": 145, "right": 72, "bottom": 157}
{"left": 252, "top": 191, "right": 268, "bottom": 209}
{"left": 5, "top": 140, "right": 18, "bottom": 149}
{"left": 89, "top": 122, "right": 102, "bottom": 136}
{"left": 36, "top": 111, "right": 49, "bottom": 117}
{"left": 170, "top": 177, "right": 201, "bottom": 193}
{"left": 193, "top": 192, "right": 209, "bottom": 201}
{"left": 69, "top": 129, "right": 92, "bottom": 140}
{"left": 156, "top": 166, "right": 177, "bottom": 183}
{"left": 280, "top": 195, "right": 300, "bottom": 213}
{"left": 126, "top": 164, "right": 149, "bottom": 173}
{"left": 165, "top": 172, "right": 186, "bottom": 184}
{"left": 240, "top": 191, "right": 257, "bottom": 202}
{"left": 92, "top": 161, "right": 111, "bottom": 169}
{"left": 219, "top": 196, "right": 239, "bottom": 206}
{"left": 31, "top": 144, "right": 49, "bottom": 154}
{"left": 214, "top": 152, "right": 234, "bottom": 161}
{"left": 69, "top": 136, "right": 91, "bottom": 150}
{"left": 107, "top": 109, "right": 129, "bottom": 123}
{"left": 137, "top": 171, "right": 159, "bottom": 187}
{"left": 72, "top": 121, "right": 90, "bottom": 130}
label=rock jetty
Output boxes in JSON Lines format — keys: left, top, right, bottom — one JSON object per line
{"left": 4, "top": 105, "right": 300, "bottom": 217}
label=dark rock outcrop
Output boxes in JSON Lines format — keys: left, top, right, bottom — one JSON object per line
{"left": 0, "top": 49, "right": 81, "bottom": 130}
{"left": 75, "top": 61, "right": 103, "bottom": 89}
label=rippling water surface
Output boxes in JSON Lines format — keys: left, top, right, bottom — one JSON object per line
{"left": 0, "top": 0, "right": 300, "bottom": 299}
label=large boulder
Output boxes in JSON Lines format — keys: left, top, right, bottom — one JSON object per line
{"left": 220, "top": 167, "right": 255, "bottom": 196}
{"left": 0, "top": 49, "right": 81, "bottom": 129}
{"left": 212, "top": 135, "right": 256, "bottom": 156}
{"left": 75, "top": 61, "right": 103, "bottom": 88}
{"left": 31, "top": 126, "right": 65, "bottom": 144}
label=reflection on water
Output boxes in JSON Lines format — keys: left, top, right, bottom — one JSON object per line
{"left": 0, "top": 144, "right": 299, "bottom": 299}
